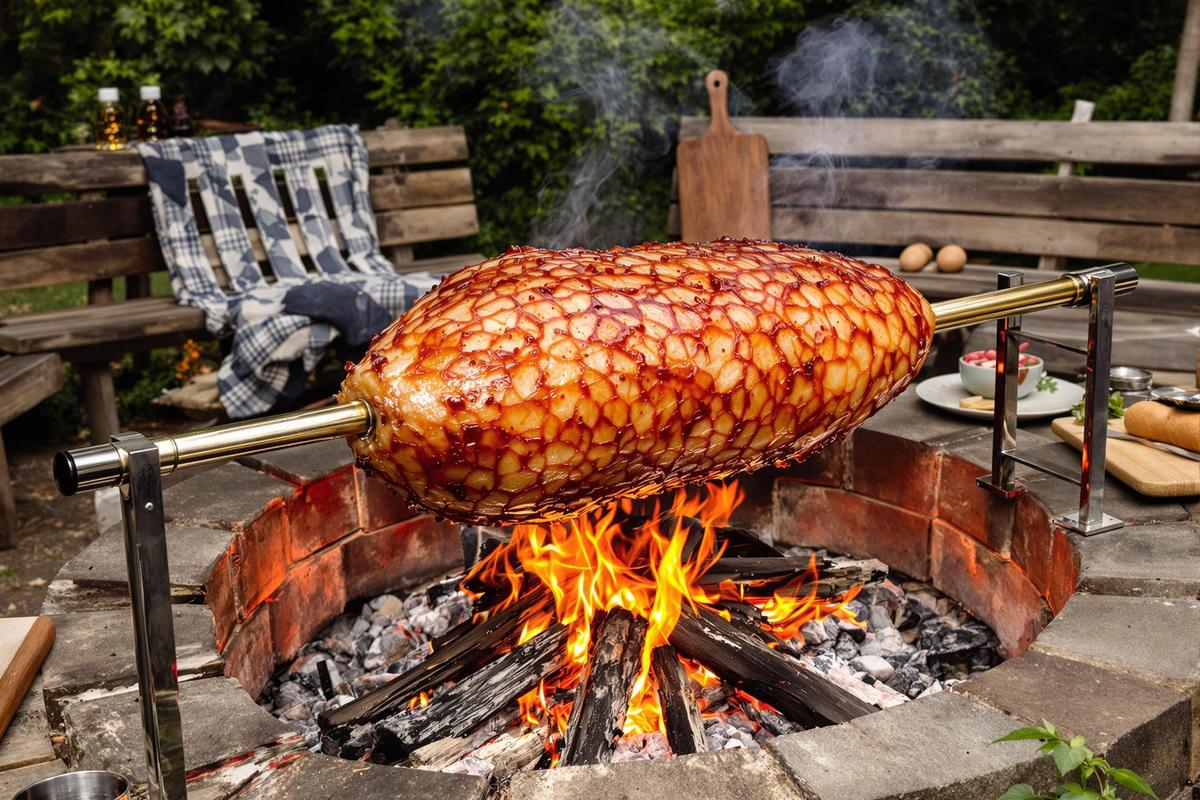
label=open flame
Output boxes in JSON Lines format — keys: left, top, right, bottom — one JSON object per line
{"left": 462, "top": 482, "right": 862, "bottom": 757}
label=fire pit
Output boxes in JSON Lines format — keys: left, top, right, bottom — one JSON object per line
{"left": 23, "top": 399, "right": 1198, "bottom": 800}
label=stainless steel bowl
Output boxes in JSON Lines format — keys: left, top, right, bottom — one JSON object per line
{"left": 1152, "top": 386, "right": 1200, "bottom": 411}
{"left": 1109, "top": 366, "right": 1154, "bottom": 406}
{"left": 11, "top": 771, "right": 129, "bottom": 800}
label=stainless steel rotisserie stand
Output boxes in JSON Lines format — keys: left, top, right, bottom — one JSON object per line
{"left": 50, "top": 263, "right": 1137, "bottom": 800}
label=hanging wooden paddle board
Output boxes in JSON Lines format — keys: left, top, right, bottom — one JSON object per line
{"left": 677, "top": 70, "right": 771, "bottom": 243}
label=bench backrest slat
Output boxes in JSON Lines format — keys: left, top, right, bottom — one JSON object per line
{"left": 0, "top": 125, "right": 480, "bottom": 292}
{"left": 671, "top": 116, "right": 1200, "bottom": 266}
{"left": 679, "top": 117, "right": 1200, "bottom": 165}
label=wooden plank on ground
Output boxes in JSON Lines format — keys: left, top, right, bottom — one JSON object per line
{"left": 679, "top": 117, "right": 1200, "bottom": 166}
{"left": 772, "top": 207, "right": 1200, "bottom": 265}
{"left": 0, "top": 354, "right": 63, "bottom": 425}
{"left": 0, "top": 126, "right": 471, "bottom": 194}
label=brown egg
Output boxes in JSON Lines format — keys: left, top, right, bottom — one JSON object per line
{"left": 937, "top": 244, "right": 968, "bottom": 272}
{"left": 898, "top": 243, "right": 933, "bottom": 272}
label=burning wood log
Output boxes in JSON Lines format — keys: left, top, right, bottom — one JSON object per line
{"left": 407, "top": 710, "right": 518, "bottom": 769}
{"left": 700, "top": 557, "right": 884, "bottom": 589}
{"left": 559, "top": 608, "right": 648, "bottom": 766}
{"left": 669, "top": 606, "right": 874, "bottom": 728}
{"left": 319, "top": 587, "right": 551, "bottom": 739}
{"left": 650, "top": 645, "right": 706, "bottom": 755}
{"left": 370, "top": 624, "right": 568, "bottom": 764}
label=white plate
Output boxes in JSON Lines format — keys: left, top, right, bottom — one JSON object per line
{"left": 914, "top": 373, "right": 1085, "bottom": 421}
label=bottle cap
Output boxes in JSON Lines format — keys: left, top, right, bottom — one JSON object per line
{"left": 140, "top": 85, "right": 161, "bottom": 101}
{"left": 98, "top": 87, "right": 119, "bottom": 103}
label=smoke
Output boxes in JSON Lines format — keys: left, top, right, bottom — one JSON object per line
{"left": 528, "top": 4, "right": 720, "bottom": 249}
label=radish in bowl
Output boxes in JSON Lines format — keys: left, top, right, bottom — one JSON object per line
{"left": 959, "top": 343, "right": 1046, "bottom": 399}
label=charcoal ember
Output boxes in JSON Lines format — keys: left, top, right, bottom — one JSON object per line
{"left": 370, "top": 594, "right": 405, "bottom": 621}
{"left": 834, "top": 631, "right": 860, "bottom": 660}
{"left": 851, "top": 655, "right": 895, "bottom": 681}
{"left": 875, "top": 628, "right": 910, "bottom": 658}
{"left": 836, "top": 618, "right": 867, "bottom": 643}
{"left": 743, "top": 702, "right": 800, "bottom": 737}
{"left": 866, "top": 605, "right": 892, "bottom": 632}
{"left": 800, "top": 620, "right": 830, "bottom": 646}
{"left": 822, "top": 618, "right": 841, "bottom": 640}
{"left": 612, "top": 732, "right": 671, "bottom": 762}
{"left": 703, "top": 718, "right": 759, "bottom": 753}
{"left": 698, "top": 683, "right": 728, "bottom": 711}
{"left": 885, "top": 665, "right": 922, "bottom": 695}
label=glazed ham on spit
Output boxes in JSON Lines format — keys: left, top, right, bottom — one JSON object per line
{"left": 340, "top": 239, "right": 934, "bottom": 524}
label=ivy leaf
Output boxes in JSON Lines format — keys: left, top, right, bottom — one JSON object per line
{"left": 997, "top": 785, "right": 1041, "bottom": 800}
{"left": 1107, "top": 768, "right": 1157, "bottom": 798}
{"left": 1057, "top": 790, "right": 1102, "bottom": 800}
{"left": 994, "top": 727, "right": 1051, "bottom": 744}
{"left": 1052, "top": 742, "right": 1088, "bottom": 776}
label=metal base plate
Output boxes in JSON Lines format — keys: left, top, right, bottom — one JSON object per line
{"left": 1054, "top": 511, "right": 1123, "bottom": 536}
{"left": 976, "top": 475, "right": 1029, "bottom": 499}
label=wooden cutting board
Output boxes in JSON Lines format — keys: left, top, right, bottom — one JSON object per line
{"left": 1051, "top": 417, "right": 1200, "bottom": 497}
{"left": 0, "top": 617, "right": 55, "bottom": 740}
{"left": 677, "top": 70, "right": 771, "bottom": 243}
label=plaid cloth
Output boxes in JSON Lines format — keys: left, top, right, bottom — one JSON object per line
{"left": 137, "top": 125, "right": 436, "bottom": 417}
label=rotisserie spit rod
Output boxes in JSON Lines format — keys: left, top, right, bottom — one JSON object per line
{"left": 55, "top": 243, "right": 1136, "bottom": 523}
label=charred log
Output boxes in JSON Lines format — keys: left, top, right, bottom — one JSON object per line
{"left": 650, "top": 645, "right": 706, "bottom": 755}
{"left": 370, "top": 624, "right": 568, "bottom": 764}
{"left": 669, "top": 606, "right": 874, "bottom": 728}
{"left": 559, "top": 608, "right": 648, "bottom": 767}
{"left": 319, "top": 586, "right": 550, "bottom": 740}
{"left": 701, "top": 557, "right": 884, "bottom": 593}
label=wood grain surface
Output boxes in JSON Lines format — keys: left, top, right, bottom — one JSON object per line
{"left": 1051, "top": 416, "right": 1200, "bottom": 497}
{"left": 0, "top": 617, "right": 55, "bottom": 742}
{"left": 677, "top": 71, "right": 771, "bottom": 242}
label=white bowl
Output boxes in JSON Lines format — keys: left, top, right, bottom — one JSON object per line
{"left": 959, "top": 355, "right": 1043, "bottom": 399}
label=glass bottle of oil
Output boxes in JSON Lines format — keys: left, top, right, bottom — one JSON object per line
{"left": 136, "top": 85, "right": 167, "bottom": 142}
{"left": 94, "top": 87, "right": 126, "bottom": 151}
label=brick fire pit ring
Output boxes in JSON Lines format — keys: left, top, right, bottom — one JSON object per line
{"left": 3, "top": 389, "right": 1196, "bottom": 800}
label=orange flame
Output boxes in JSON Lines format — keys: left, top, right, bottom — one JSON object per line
{"left": 464, "top": 482, "right": 862, "bottom": 745}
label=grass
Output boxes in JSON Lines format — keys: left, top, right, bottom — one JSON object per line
{"left": 1133, "top": 263, "right": 1200, "bottom": 283}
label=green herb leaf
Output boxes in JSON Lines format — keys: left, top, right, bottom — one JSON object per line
{"left": 993, "top": 727, "right": 1052, "bottom": 743}
{"left": 997, "top": 785, "right": 1041, "bottom": 800}
{"left": 1037, "top": 373, "right": 1058, "bottom": 393}
{"left": 1107, "top": 768, "right": 1157, "bottom": 798}
{"left": 1052, "top": 742, "right": 1089, "bottom": 776}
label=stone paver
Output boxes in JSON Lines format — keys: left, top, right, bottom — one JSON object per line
{"left": 0, "top": 677, "right": 54, "bottom": 771}
{"left": 163, "top": 463, "right": 292, "bottom": 530}
{"left": 509, "top": 748, "right": 809, "bottom": 800}
{"left": 53, "top": 523, "right": 234, "bottom": 608}
{"left": 958, "top": 649, "right": 1191, "bottom": 796}
{"left": 42, "top": 605, "right": 222, "bottom": 734}
{"left": 64, "top": 677, "right": 293, "bottom": 787}
{"left": 1075, "top": 521, "right": 1200, "bottom": 598}
{"left": 239, "top": 440, "right": 355, "bottom": 485}
{"left": 0, "top": 760, "right": 66, "bottom": 798}
{"left": 240, "top": 752, "right": 488, "bottom": 800}
{"left": 768, "top": 691, "right": 1055, "bottom": 800}
{"left": 1031, "top": 593, "right": 1200, "bottom": 774}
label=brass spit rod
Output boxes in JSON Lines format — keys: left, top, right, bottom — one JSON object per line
{"left": 53, "top": 263, "right": 1137, "bottom": 496}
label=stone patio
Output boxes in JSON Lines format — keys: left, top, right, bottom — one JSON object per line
{"left": 1, "top": 386, "right": 1196, "bottom": 800}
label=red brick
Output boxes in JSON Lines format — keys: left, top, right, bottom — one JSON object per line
{"left": 223, "top": 604, "right": 274, "bottom": 700}
{"left": 1046, "top": 527, "right": 1080, "bottom": 613}
{"left": 286, "top": 467, "right": 359, "bottom": 562}
{"left": 341, "top": 515, "right": 462, "bottom": 601}
{"left": 355, "top": 469, "right": 420, "bottom": 530}
{"left": 205, "top": 547, "right": 240, "bottom": 650}
{"left": 930, "top": 519, "right": 1050, "bottom": 656}
{"left": 850, "top": 429, "right": 940, "bottom": 515}
{"left": 1011, "top": 493, "right": 1053, "bottom": 596}
{"left": 774, "top": 481, "right": 932, "bottom": 580}
{"left": 237, "top": 501, "right": 288, "bottom": 615}
{"left": 269, "top": 547, "right": 347, "bottom": 662}
{"left": 777, "top": 438, "right": 848, "bottom": 488}
{"left": 937, "top": 454, "right": 1015, "bottom": 556}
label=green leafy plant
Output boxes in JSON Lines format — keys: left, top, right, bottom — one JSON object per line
{"left": 1037, "top": 373, "right": 1058, "bottom": 393}
{"left": 1071, "top": 391, "right": 1125, "bottom": 423}
{"left": 994, "top": 722, "right": 1156, "bottom": 800}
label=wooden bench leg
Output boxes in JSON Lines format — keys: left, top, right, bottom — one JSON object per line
{"left": 78, "top": 362, "right": 120, "bottom": 444}
{"left": 0, "top": 431, "right": 17, "bottom": 549}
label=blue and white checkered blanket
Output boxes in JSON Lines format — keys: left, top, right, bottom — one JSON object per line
{"left": 138, "top": 125, "right": 436, "bottom": 418}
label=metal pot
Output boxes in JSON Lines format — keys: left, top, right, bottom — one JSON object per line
{"left": 11, "top": 771, "right": 130, "bottom": 800}
{"left": 1109, "top": 366, "right": 1153, "bottom": 406}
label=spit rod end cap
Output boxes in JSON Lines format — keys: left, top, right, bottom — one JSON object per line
{"left": 53, "top": 450, "right": 80, "bottom": 496}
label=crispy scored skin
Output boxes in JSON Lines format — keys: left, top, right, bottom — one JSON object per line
{"left": 340, "top": 239, "right": 934, "bottom": 524}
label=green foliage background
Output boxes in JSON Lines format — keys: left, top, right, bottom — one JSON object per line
{"left": 0, "top": 0, "right": 1191, "bottom": 253}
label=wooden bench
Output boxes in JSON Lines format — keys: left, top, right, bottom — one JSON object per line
{"left": 0, "top": 125, "right": 483, "bottom": 443}
{"left": 671, "top": 116, "right": 1200, "bottom": 373}
{"left": 0, "top": 353, "right": 62, "bottom": 547}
